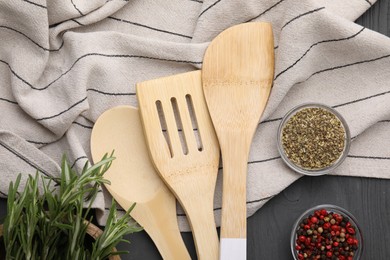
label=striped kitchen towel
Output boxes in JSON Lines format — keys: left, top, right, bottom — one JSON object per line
{"left": 0, "top": 0, "right": 389, "bottom": 230}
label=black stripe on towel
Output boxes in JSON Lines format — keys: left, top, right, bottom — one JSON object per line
{"left": 365, "top": 0, "right": 373, "bottom": 7}
{"left": 246, "top": 0, "right": 286, "bottom": 22}
{"left": 281, "top": 7, "right": 325, "bottom": 30}
{"left": 0, "top": 25, "right": 64, "bottom": 52}
{"left": 257, "top": 89, "right": 390, "bottom": 126}
{"left": 0, "top": 141, "right": 51, "bottom": 177}
{"left": 108, "top": 16, "right": 192, "bottom": 39}
{"left": 87, "top": 88, "right": 136, "bottom": 96}
{"left": 348, "top": 155, "right": 390, "bottom": 160}
{"left": 332, "top": 90, "right": 390, "bottom": 109}
{"left": 0, "top": 97, "right": 18, "bottom": 105}
{"left": 198, "top": 0, "right": 221, "bottom": 18}
{"left": 49, "top": 16, "right": 85, "bottom": 28}
{"left": 71, "top": 19, "right": 84, "bottom": 26}
{"left": 0, "top": 59, "right": 33, "bottom": 88}
{"left": 71, "top": 0, "right": 84, "bottom": 15}
{"left": 71, "top": 156, "right": 88, "bottom": 169}
{"left": 27, "top": 136, "right": 63, "bottom": 145}
{"left": 275, "top": 28, "right": 365, "bottom": 80}
{"left": 1, "top": 55, "right": 201, "bottom": 91}
{"left": 248, "top": 156, "right": 281, "bottom": 164}
{"left": 23, "top": 0, "right": 47, "bottom": 9}
{"left": 27, "top": 140, "right": 53, "bottom": 145}
{"left": 73, "top": 121, "right": 93, "bottom": 129}
{"left": 260, "top": 117, "right": 283, "bottom": 124}
{"left": 297, "top": 53, "right": 390, "bottom": 85}
{"left": 36, "top": 97, "right": 88, "bottom": 121}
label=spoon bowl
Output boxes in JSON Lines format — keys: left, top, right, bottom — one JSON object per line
{"left": 91, "top": 106, "right": 190, "bottom": 260}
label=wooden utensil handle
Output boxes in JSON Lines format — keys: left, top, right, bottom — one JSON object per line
{"left": 146, "top": 216, "right": 190, "bottom": 259}
{"left": 220, "top": 139, "right": 249, "bottom": 239}
{"left": 145, "top": 211, "right": 191, "bottom": 260}
{"left": 116, "top": 188, "right": 191, "bottom": 260}
{"left": 219, "top": 136, "right": 250, "bottom": 260}
{"left": 179, "top": 183, "right": 219, "bottom": 260}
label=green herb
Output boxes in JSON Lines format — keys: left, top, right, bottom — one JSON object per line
{"left": 281, "top": 107, "right": 346, "bottom": 170}
{"left": 1, "top": 153, "right": 142, "bottom": 260}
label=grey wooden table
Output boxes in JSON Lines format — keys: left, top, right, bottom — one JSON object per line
{"left": 1, "top": 1, "right": 389, "bottom": 259}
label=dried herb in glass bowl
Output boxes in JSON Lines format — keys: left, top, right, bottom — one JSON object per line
{"left": 277, "top": 103, "right": 350, "bottom": 176}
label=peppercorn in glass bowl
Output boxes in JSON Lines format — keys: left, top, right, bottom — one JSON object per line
{"left": 277, "top": 103, "right": 351, "bottom": 176}
{"left": 291, "top": 204, "right": 363, "bottom": 260}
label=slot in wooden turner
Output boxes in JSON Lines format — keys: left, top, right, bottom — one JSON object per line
{"left": 91, "top": 106, "right": 190, "bottom": 260}
{"left": 202, "top": 22, "right": 275, "bottom": 260}
{"left": 137, "top": 70, "right": 220, "bottom": 260}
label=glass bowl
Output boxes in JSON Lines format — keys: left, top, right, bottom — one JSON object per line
{"left": 277, "top": 103, "right": 351, "bottom": 176}
{"left": 291, "top": 204, "right": 363, "bottom": 260}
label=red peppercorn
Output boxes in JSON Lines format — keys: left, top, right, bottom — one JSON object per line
{"left": 347, "top": 227, "right": 355, "bottom": 234}
{"left": 339, "top": 256, "right": 345, "bottom": 260}
{"left": 347, "top": 256, "right": 353, "bottom": 260}
{"left": 298, "top": 253, "right": 304, "bottom": 260}
{"left": 311, "top": 216, "right": 318, "bottom": 224}
{"left": 333, "top": 241, "right": 339, "bottom": 247}
{"left": 353, "top": 238, "right": 359, "bottom": 245}
{"left": 323, "top": 222, "right": 331, "bottom": 229}
{"left": 326, "top": 251, "right": 333, "bottom": 258}
{"left": 304, "top": 224, "right": 310, "bottom": 230}
{"left": 326, "top": 245, "right": 332, "bottom": 250}
{"left": 331, "top": 225, "right": 340, "bottom": 231}
{"left": 320, "top": 209, "right": 327, "bottom": 216}
{"left": 347, "top": 237, "right": 354, "bottom": 244}
{"left": 334, "top": 214, "right": 343, "bottom": 222}
{"left": 299, "top": 236, "right": 306, "bottom": 242}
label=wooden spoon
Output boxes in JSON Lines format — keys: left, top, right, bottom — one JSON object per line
{"left": 91, "top": 106, "right": 190, "bottom": 260}
{"left": 137, "top": 70, "right": 220, "bottom": 260}
{"left": 202, "top": 22, "right": 275, "bottom": 259}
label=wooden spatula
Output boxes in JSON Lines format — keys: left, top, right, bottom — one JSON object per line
{"left": 137, "top": 70, "right": 220, "bottom": 260}
{"left": 202, "top": 22, "right": 275, "bottom": 259}
{"left": 90, "top": 106, "right": 190, "bottom": 260}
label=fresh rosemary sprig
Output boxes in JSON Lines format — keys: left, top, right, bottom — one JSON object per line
{"left": 1, "top": 153, "right": 141, "bottom": 260}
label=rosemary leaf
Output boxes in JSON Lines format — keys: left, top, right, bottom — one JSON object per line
{"left": 2, "top": 152, "right": 140, "bottom": 259}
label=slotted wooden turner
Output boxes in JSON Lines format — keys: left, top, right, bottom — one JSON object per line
{"left": 91, "top": 106, "right": 190, "bottom": 260}
{"left": 137, "top": 70, "right": 220, "bottom": 260}
{"left": 202, "top": 22, "right": 275, "bottom": 259}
